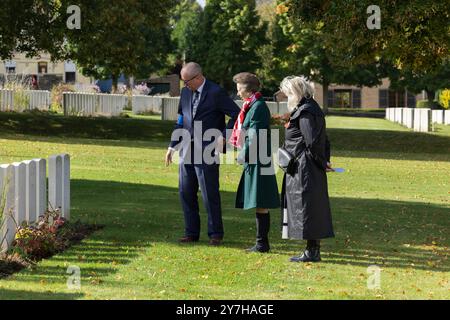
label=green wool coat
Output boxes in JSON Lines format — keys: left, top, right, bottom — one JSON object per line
{"left": 235, "top": 99, "right": 280, "bottom": 210}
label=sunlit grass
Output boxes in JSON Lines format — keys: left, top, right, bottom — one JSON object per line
{"left": 0, "top": 113, "right": 448, "bottom": 299}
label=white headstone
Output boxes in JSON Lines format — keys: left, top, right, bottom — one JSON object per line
{"left": 0, "top": 164, "right": 16, "bottom": 252}
{"left": 12, "top": 162, "right": 26, "bottom": 226}
{"left": 34, "top": 158, "right": 47, "bottom": 218}
{"left": 48, "top": 155, "right": 63, "bottom": 211}
{"left": 414, "top": 108, "right": 423, "bottom": 132}
{"left": 403, "top": 108, "right": 414, "bottom": 129}
{"left": 432, "top": 110, "right": 444, "bottom": 124}
{"left": 444, "top": 110, "right": 450, "bottom": 125}
{"left": 395, "top": 108, "right": 403, "bottom": 124}
{"left": 420, "top": 109, "right": 431, "bottom": 132}
{"left": 61, "top": 154, "right": 70, "bottom": 220}
{"left": 23, "top": 160, "right": 37, "bottom": 223}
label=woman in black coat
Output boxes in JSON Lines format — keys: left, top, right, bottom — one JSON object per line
{"left": 279, "top": 76, "right": 335, "bottom": 262}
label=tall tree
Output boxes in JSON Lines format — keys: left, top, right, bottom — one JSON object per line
{"left": 276, "top": 2, "right": 388, "bottom": 112}
{"left": 1, "top": 1, "right": 176, "bottom": 91}
{"left": 170, "top": 0, "right": 203, "bottom": 62}
{"left": 191, "top": 0, "right": 267, "bottom": 91}
{"left": 0, "top": 0, "right": 64, "bottom": 59}
{"left": 58, "top": 0, "right": 176, "bottom": 91}
{"left": 256, "top": 8, "right": 291, "bottom": 96}
{"left": 389, "top": 60, "right": 450, "bottom": 106}
{"left": 280, "top": 0, "right": 449, "bottom": 73}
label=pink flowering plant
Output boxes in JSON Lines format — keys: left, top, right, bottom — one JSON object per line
{"left": 133, "top": 83, "right": 151, "bottom": 96}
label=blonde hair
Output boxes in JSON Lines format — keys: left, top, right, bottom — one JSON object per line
{"left": 280, "top": 76, "right": 314, "bottom": 100}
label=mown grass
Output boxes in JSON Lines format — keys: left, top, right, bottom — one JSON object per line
{"left": 0, "top": 112, "right": 448, "bottom": 300}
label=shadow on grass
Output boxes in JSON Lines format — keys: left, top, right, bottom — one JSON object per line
{"left": 66, "top": 180, "right": 450, "bottom": 273}
{"left": 0, "top": 111, "right": 172, "bottom": 144}
{"left": 0, "top": 288, "right": 84, "bottom": 300}
{"left": 327, "top": 128, "right": 450, "bottom": 161}
{"left": 0, "top": 112, "right": 449, "bottom": 161}
{"left": 2, "top": 178, "right": 447, "bottom": 299}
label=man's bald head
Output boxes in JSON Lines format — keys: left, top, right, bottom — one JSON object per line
{"left": 181, "top": 62, "right": 203, "bottom": 79}
{"left": 181, "top": 62, "right": 205, "bottom": 91}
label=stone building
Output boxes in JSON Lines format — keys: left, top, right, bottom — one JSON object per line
{"left": 275, "top": 78, "right": 426, "bottom": 109}
{"left": 0, "top": 52, "right": 92, "bottom": 90}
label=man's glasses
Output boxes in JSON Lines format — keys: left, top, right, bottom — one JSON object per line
{"left": 183, "top": 74, "right": 199, "bottom": 85}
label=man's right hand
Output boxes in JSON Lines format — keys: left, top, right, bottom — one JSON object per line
{"left": 165, "top": 149, "right": 174, "bottom": 166}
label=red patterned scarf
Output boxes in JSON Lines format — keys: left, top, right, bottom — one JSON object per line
{"left": 229, "top": 92, "right": 262, "bottom": 148}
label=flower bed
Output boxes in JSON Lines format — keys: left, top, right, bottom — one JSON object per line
{"left": 0, "top": 209, "right": 102, "bottom": 278}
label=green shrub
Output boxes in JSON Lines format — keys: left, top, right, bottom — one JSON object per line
{"left": 416, "top": 100, "right": 442, "bottom": 109}
{"left": 51, "top": 84, "right": 75, "bottom": 113}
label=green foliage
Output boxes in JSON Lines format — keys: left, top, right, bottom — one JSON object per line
{"left": 190, "top": 0, "right": 267, "bottom": 91}
{"left": 50, "top": 83, "right": 75, "bottom": 113}
{"left": 0, "top": 114, "right": 449, "bottom": 299}
{"left": 280, "top": 0, "right": 449, "bottom": 73}
{"left": 170, "top": 0, "right": 203, "bottom": 60}
{"left": 256, "top": 10, "right": 291, "bottom": 95}
{"left": 0, "top": 0, "right": 64, "bottom": 59}
{"left": 389, "top": 60, "right": 450, "bottom": 104}
{"left": 56, "top": 0, "right": 176, "bottom": 91}
{"left": 416, "top": 100, "right": 442, "bottom": 109}
{"left": 275, "top": 1, "right": 390, "bottom": 111}
{"left": 13, "top": 89, "right": 30, "bottom": 112}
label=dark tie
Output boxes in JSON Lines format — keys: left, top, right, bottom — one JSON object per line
{"left": 192, "top": 90, "right": 200, "bottom": 118}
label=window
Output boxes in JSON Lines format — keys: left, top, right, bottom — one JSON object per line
{"left": 327, "top": 90, "right": 334, "bottom": 107}
{"left": 407, "top": 91, "right": 416, "bottom": 108}
{"left": 38, "top": 62, "right": 48, "bottom": 74}
{"left": 352, "top": 89, "right": 361, "bottom": 108}
{"left": 333, "top": 90, "right": 352, "bottom": 108}
{"left": 65, "top": 72, "right": 76, "bottom": 83}
{"left": 6, "top": 67, "right": 16, "bottom": 74}
{"left": 388, "top": 89, "right": 407, "bottom": 108}
{"left": 379, "top": 89, "right": 388, "bottom": 108}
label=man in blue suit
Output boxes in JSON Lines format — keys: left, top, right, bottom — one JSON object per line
{"left": 165, "top": 62, "right": 240, "bottom": 246}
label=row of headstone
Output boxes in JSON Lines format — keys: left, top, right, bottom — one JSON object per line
{"left": 0, "top": 89, "right": 50, "bottom": 112}
{"left": 161, "top": 97, "right": 182, "bottom": 121}
{"left": 431, "top": 109, "right": 450, "bottom": 125}
{"left": 0, "top": 154, "right": 70, "bottom": 252}
{"left": 132, "top": 95, "right": 163, "bottom": 115}
{"left": 63, "top": 92, "right": 127, "bottom": 117}
{"left": 385, "top": 107, "right": 437, "bottom": 132}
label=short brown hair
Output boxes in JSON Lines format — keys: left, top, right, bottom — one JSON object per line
{"left": 233, "top": 72, "right": 260, "bottom": 93}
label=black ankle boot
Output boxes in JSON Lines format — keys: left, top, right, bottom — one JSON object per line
{"left": 247, "top": 212, "right": 270, "bottom": 253}
{"left": 290, "top": 240, "right": 321, "bottom": 262}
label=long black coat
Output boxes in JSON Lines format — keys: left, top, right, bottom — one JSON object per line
{"left": 280, "top": 97, "right": 335, "bottom": 240}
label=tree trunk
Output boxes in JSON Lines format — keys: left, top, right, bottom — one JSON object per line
{"left": 112, "top": 75, "right": 118, "bottom": 93}
{"left": 425, "top": 89, "right": 435, "bottom": 103}
{"left": 322, "top": 82, "right": 329, "bottom": 114}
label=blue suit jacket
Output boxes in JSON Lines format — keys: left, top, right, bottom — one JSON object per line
{"left": 169, "top": 80, "right": 240, "bottom": 158}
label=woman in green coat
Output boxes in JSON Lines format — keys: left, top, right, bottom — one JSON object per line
{"left": 229, "top": 72, "right": 280, "bottom": 253}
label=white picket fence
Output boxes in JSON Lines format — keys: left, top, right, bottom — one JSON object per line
{"left": 0, "top": 89, "right": 50, "bottom": 112}
{"left": 63, "top": 92, "right": 128, "bottom": 117}
{"left": 0, "top": 154, "right": 70, "bottom": 252}
{"left": 385, "top": 108, "right": 450, "bottom": 132}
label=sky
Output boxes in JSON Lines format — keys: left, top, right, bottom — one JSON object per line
{"left": 197, "top": 0, "right": 205, "bottom": 8}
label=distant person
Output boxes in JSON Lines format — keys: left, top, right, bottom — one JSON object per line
{"left": 165, "top": 62, "right": 240, "bottom": 246}
{"left": 230, "top": 72, "right": 279, "bottom": 253}
{"left": 31, "top": 75, "right": 38, "bottom": 90}
{"left": 279, "top": 76, "right": 335, "bottom": 262}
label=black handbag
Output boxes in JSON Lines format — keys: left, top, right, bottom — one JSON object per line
{"left": 277, "top": 147, "right": 302, "bottom": 175}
